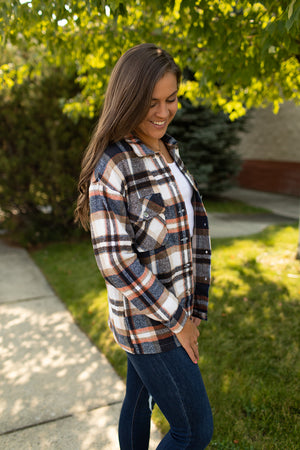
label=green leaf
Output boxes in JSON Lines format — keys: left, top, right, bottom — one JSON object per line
{"left": 288, "top": 0, "right": 296, "bottom": 19}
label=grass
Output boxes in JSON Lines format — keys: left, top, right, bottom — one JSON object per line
{"left": 203, "top": 197, "right": 269, "bottom": 214}
{"left": 31, "top": 224, "right": 300, "bottom": 449}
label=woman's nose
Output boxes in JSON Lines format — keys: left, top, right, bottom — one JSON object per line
{"left": 156, "top": 102, "right": 169, "bottom": 118}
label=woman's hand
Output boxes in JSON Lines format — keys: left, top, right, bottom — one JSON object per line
{"left": 191, "top": 316, "right": 202, "bottom": 327}
{"left": 176, "top": 318, "right": 200, "bottom": 364}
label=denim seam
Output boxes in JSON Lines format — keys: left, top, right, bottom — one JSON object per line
{"left": 157, "top": 353, "right": 192, "bottom": 448}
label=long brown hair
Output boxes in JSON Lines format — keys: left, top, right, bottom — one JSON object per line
{"left": 75, "top": 43, "right": 181, "bottom": 230}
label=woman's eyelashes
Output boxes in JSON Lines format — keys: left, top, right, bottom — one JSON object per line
{"left": 150, "top": 98, "right": 177, "bottom": 108}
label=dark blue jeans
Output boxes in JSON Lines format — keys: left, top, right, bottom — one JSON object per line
{"left": 118, "top": 346, "right": 213, "bottom": 449}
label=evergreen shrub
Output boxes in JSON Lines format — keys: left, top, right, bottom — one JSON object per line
{"left": 0, "top": 69, "right": 93, "bottom": 245}
{"left": 168, "top": 98, "right": 248, "bottom": 197}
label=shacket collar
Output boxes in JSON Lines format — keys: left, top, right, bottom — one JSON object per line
{"left": 125, "top": 134, "right": 198, "bottom": 192}
{"left": 125, "top": 134, "right": 179, "bottom": 158}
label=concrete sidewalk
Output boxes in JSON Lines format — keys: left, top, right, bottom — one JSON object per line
{"left": 0, "top": 187, "right": 298, "bottom": 449}
{"left": 209, "top": 187, "right": 298, "bottom": 238}
{"left": 0, "top": 240, "right": 161, "bottom": 449}
{"left": 221, "top": 187, "right": 299, "bottom": 220}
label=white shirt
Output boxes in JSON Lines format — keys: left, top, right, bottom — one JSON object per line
{"left": 168, "top": 161, "right": 194, "bottom": 236}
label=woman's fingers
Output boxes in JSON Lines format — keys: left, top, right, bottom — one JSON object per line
{"left": 185, "top": 345, "right": 198, "bottom": 364}
{"left": 191, "top": 316, "right": 202, "bottom": 327}
{"left": 176, "top": 318, "right": 200, "bottom": 364}
{"left": 191, "top": 339, "right": 199, "bottom": 363}
{"left": 186, "top": 338, "right": 199, "bottom": 364}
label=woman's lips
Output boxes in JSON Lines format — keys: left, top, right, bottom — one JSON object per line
{"left": 150, "top": 120, "right": 167, "bottom": 128}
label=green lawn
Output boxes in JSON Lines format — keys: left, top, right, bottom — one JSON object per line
{"left": 204, "top": 197, "right": 269, "bottom": 214}
{"left": 31, "top": 224, "right": 300, "bottom": 449}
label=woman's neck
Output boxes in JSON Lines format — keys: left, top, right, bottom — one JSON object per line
{"left": 134, "top": 133, "right": 174, "bottom": 163}
{"left": 157, "top": 140, "right": 174, "bottom": 163}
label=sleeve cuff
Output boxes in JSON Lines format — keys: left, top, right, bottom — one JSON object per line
{"left": 192, "top": 310, "right": 208, "bottom": 321}
{"left": 166, "top": 304, "right": 188, "bottom": 334}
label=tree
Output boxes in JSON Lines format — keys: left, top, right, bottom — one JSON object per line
{"left": 168, "top": 98, "right": 247, "bottom": 195}
{"left": 1, "top": 1, "right": 300, "bottom": 120}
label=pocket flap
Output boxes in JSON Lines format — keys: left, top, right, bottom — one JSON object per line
{"left": 143, "top": 193, "right": 165, "bottom": 215}
{"left": 128, "top": 192, "right": 165, "bottom": 223}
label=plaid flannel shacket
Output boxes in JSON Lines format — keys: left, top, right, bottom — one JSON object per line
{"left": 89, "top": 134, "right": 211, "bottom": 355}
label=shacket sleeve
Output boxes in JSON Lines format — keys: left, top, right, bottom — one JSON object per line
{"left": 192, "top": 292, "right": 209, "bottom": 321}
{"left": 89, "top": 179, "right": 188, "bottom": 334}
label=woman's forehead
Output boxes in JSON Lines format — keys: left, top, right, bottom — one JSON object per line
{"left": 152, "top": 73, "right": 178, "bottom": 99}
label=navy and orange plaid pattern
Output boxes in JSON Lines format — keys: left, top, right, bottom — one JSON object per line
{"left": 89, "top": 134, "right": 211, "bottom": 354}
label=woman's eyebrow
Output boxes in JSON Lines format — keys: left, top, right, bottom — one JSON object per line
{"left": 151, "top": 90, "right": 178, "bottom": 101}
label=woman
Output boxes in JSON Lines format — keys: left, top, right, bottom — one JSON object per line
{"left": 76, "top": 43, "right": 213, "bottom": 449}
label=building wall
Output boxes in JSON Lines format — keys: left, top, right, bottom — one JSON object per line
{"left": 235, "top": 102, "right": 300, "bottom": 196}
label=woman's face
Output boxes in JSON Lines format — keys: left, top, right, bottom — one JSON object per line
{"left": 135, "top": 72, "right": 178, "bottom": 148}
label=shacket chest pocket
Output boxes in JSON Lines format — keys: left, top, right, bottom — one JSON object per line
{"left": 128, "top": 192, "right": 168, "bottom": 252}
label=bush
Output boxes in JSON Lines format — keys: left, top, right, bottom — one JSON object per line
{"left": 168, "top": 98, "right": 248, "bottom": 196}
{"left": 0, "top": 68, "right": 93, "bottom": 245}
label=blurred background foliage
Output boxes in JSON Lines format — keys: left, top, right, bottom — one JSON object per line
{"left": 2, "top": 1, "right": 299, "bottom": 118}
{"left": 169, "top": 97, "right": 247, "bottom": 195}
{"left": 0, "top": 0, "right": 299, "bottom": 244}
{"left": 0, "top": 67, "right": 94, "bottom": 244}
